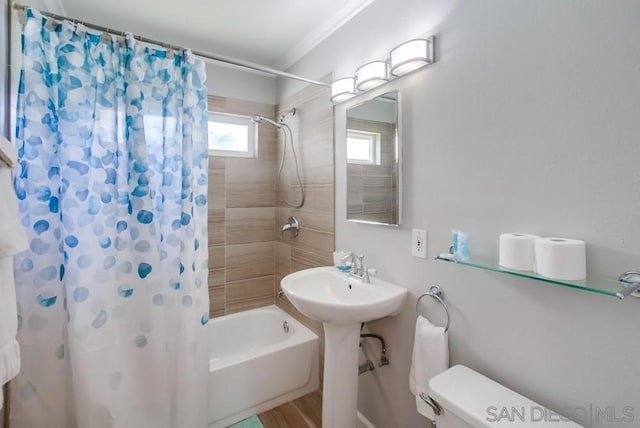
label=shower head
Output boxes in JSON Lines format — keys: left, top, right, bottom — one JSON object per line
{"left": 278, "top": 107, "right": 296, "bottom": 124}
{"left": 251, "top": 115, "right": 281, "bottom": 128}
{"left": 251, "top": 107, "right": 296, "bottom": 128}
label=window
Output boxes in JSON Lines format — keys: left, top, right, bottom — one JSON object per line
{"left": 208, "top": 113, "right": 256, "bottom": 157}
{"left": 347, "top": 129, "right": 381, "bottom": 165}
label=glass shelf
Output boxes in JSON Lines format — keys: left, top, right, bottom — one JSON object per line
{"left": 434, "top": 254, "right": 629, "bottom": 299}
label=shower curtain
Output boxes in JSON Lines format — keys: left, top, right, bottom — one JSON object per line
{"left": 10, "top": 9, "right": 210, "bottom": 427}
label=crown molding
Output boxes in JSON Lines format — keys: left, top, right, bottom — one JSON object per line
{"left": 272, "top": 0, "right": 374, "bottom": 71}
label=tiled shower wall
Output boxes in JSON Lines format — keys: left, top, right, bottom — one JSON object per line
{"left": 207, "top": 96, "right": 278, "bottom": 318}
{"left": 274, "top": 76, "right": 335, "bottom": 378}
{"left": 205, "top": 78, "right": 335, "bottom": 380}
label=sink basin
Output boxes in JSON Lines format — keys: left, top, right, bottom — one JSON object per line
{"left": 280, "top": 266, "right": 408, "bottom": 324}
{"left": 280, "top": 266, "right": 408, "bottom": 428}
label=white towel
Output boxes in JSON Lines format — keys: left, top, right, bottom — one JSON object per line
{"left": 409, "top": 315, "right": 449, "bottom": 421}
{"left": 0, "top": 257, "right": 22, "bottom": 410}
{"left": 0, "top": 136, "right": 28, "bottom": 409}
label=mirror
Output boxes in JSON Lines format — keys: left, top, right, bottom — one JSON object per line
{"left": 346, "top": 90, "right": 400, "bottom": 226}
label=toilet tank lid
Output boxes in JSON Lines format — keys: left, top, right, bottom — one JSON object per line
{"left": 428, "top": 365, "right": 582, "bottom": 427}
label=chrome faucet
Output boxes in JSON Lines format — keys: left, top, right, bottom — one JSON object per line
{"left": 281, "top": 216, "right": 299, "bottom": 237}
{"left": 341, "top": 253, "right": 370, "bottom": 283}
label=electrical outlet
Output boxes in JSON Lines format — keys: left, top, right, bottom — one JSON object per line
{"left": 412, "top": 229, "right": 427, "bottom": 258}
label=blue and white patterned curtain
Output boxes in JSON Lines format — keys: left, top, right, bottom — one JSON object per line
{"left": 11, "top": 9, "right": 210, "bottom": 427}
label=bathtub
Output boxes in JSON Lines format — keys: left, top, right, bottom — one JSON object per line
{"left": 207, "top": 305, "right": 319, "bottom": 428}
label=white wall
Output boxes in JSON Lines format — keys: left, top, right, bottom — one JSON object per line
{"left": 279, "top": 1, "right": 640, "bottom": 427}
{"left": 206, "top": 63, "right": 275, "bottom": 105}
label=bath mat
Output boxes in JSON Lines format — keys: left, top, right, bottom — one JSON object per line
{"left": 229, "top": 415, "right": 264, "bottom": 428}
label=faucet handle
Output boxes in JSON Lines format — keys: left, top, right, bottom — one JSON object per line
{"left": 281, "top": 216, "right": 299, "bottom": 237}
{"left": 340, "top": 252, "right": 354, "bottom": 265}
{"left": 353, "top": 254, "right": 366, "bottom": 277}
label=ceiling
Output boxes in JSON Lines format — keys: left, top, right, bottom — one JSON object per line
{"left": 32, "top": 0, "right": 373, "bottom": 71}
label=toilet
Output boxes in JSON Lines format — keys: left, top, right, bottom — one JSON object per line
{"left": 427, "top": 366, "right": 582, "bottom": 427}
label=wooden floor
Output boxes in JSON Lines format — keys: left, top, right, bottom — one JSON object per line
{"left": 258, "top": 391, "right": 322, "bottom": 428}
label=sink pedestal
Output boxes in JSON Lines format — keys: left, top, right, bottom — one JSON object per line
{"left": 322, "top": 323, "right": 361, "bottom": 428}
{"left": 279, "top": 267, "right": 409, "bottom": 428}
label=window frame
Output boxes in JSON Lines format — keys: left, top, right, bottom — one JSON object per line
{"left": 207, "top": 112, "right": 257, "bottom": 158}
{"left": 346, "top": 129, "right": 381, "bottom": 165}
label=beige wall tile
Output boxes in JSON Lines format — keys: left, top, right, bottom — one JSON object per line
{"left": 257, "top": 132, "right": 277, "bottom": 162}
{"left": 208, "top": 157, "right": 225, "bottom": 173}
{"left": 226, "top": 207, "right": 275, "bottom": 245}
{"left": 208, "top": 266, "right": 225, "bottom": 318}
{"left": 227, "top": 275, "right": 275, "bottom": 313}
{"left": 291, "top": 225, "right": 333, "bottom": 255}
{"left": 288, "top": 184, "right": 334, "bottom": 214}
{"left": 208, "top": 285, "right": 225, "bottom": 318}
{"left": 209, "top": 245, "right": 225, "bottom": 270}
{"left": 275, "top": 241, "right": 292, "bottom": 279}
{"left": 226, "top": 158, "right": 275, "bottom": 208}
{"left": 208, "top": 267, "right": 225, "bottom": 286}
{"left": 298, "top": 139, "right": 334, "bottom": 186}
{"left": 291, "top": 209, "right": 334, "bottom": 234}
{"left": 208, "top": 157, "right": 226, "bottom": 210}
{"left": 276, "top": 182, "right": 306, "bottom": 209}
{"left": 291, "top": 247, "right": 332, "bottom": 271}
{"left": 226, "top": 241, "right": 274, "bottom": 282}
{"left": 208, "top": 209, "right": 225, "bottom": 246}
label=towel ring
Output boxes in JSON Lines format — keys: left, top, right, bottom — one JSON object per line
{"left": 416, "top": 285, "right": 450, "bottom": 333}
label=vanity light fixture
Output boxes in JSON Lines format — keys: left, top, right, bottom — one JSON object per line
{"left": 355, "top": 61, "right": 389, "bottom": 91}
{"left": 389, "top": 36, "right": 435, "bottom": 77}
{"left": 330, "top": 35, "right": 436, "bottom": 104}
{"left": 330, "top": 77, "right": 357, "bottom": 103}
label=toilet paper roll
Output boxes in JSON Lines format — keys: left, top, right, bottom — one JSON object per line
{"left": 534, "top": 237, "right": 586, "bottom": 280}
{"left": 499, "top": 233, "right": 540, "bottom": 271}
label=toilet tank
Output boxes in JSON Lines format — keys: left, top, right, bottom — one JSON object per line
{"left": 428, "top": 366, "right": 582, "bottom": 427}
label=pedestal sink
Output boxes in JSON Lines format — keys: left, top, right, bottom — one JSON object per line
{"left": 280, "top": 267, "right": 408, "bottom": 428}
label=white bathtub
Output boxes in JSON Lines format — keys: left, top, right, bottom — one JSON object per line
{"left": 207, "top": 305, "right": 319, "bottom": 428}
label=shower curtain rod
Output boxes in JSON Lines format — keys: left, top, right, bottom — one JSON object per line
{"left": 11, "top": 2, "right": 330, "bottom": 88}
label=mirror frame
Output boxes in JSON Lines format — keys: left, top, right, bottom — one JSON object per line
{"left": 345, "top": 90, "right": 401, "bottom": 227}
